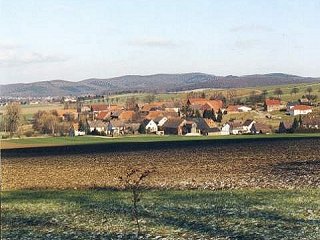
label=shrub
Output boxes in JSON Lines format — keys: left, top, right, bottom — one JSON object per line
{"left": 24, "top": 131, "right": 34, "bottom": 137}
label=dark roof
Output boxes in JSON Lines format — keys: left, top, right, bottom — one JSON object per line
{"left": 243, "top": 119, "right": 254, "bottom": 126}
{"left": 163, "top": 118, "right": 185, "bottom": 128}
{"left": 153, "top": 116, "right": 165, "bottom": 123}
{"left": 187, "top": 117, "right": 210, "bottom": 131}
{"left": 207, "top": 127, "right": 220, "bottom": 133}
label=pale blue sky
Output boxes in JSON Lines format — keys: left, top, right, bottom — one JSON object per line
{"left": 1, "top": 0, "right": 320, "bottom": 84}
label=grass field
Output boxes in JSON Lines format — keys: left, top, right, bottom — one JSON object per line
{"left": 86, "top": 82, "right": 320, "bottom": 104}
{"left": 2, "top": 133, "right": 320, "bottom": 149}
{"left": 2, "top": 130, "right": 320, "bottom": 239}
{"left": 2, "top": 189, "right": 320, "bottom": 239}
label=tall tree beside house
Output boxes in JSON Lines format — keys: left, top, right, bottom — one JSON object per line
{"left": 278, "top": 122, "right": 287, "bottom": 133}
{"left": 203, "top": 109, "right": 212, "bottom": 119}
{"left": 79, "top": 119, "right": 90, "bottom": 134}
{"left": 291, "top": 118, "right": 299, "bottom": 133}
{"left": 180, "top": 105, "right": 193, "bottom": 117}
{"left": 216, "top": 109, "right": 223, "bottom": 122}
{"left": 298, "top": 115, "right": 303, "bottom": 126}
{"left": 203, "top": 109, "right": 216, "bottom": 121}
{"left": 138, "top": 123, "right": 146, "bottom": 134}
{"left": 4, "top": 103, "right": 21, "bottom": 137}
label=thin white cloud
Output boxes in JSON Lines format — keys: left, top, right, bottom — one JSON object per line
{"left": 0, "top": 46, "right": 67, "bottom": 67}
{"left": 230, "top": 24, "right": 273, "bottom": 32}
{"left": 128, "top": 38, "right": 178, "bottom": 48}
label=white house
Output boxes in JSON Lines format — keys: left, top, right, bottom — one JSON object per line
{"left": 238, "top": 106, "right": 252, "bottom": 112}
{"left": 145, "top": 120, "right": 158, "bottom": 133}
{"left": 289, "top": 105, "right": 312, "bottom": 116}
{"left": 221, "top": 123, "right": 231, "bottom": 135}
{"left": 242, "top": 119, "right": 255, "bottom": 133}
{"left": 230, "top": 119, "right": 255, "bottom": 134}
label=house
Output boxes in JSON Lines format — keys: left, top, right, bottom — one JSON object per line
{"left": 91, "top": 104, "right": 109, "bottom": 113}
{"left": 299, "top": 98, "right": 310, "bottom": 105}
{"left": 242, "top": 119, "right": 256, "bottom": 132}
{"left": 251, "top": 123, "right": 272, "bottom": 134}
{"left": 95, "top": 111, "right": 110, "bottom": 121}
{"left": 153, "top": 116, "right": 168, "bottom": 127}
{"left": 142, "top": 119, "right": 158, "bottom": 133}
{"left": 107, "top": 120, "right": 125, "bottom": 135}
{"left": 187, "top": 98, "right": 208, "bottom": 106}
{"left": 288, "top": 105, "right": 312, "bottom": 116}
{"left": 87, "top": 120, "right": 106, "bottom": 133}
{"left": 185, "top": 120, "right": 200, "bottom": 136}
{"left": 119, "top": 110, "right": 139, "bottom": 122}
{"left": 145, "top": 111, "right": 164, "bottom": 120}
{"left": 227, "top": 105, "right": 252, "bottom": 113}
{"left": 124, "top": 123, "right": 141, "bottom": 134}
{"left": 229, "top": 119, "right": 255, "bottom": 134}
{"left": 238, "top": 106, "right": 252, "bottom": 112}
{"left": 207, "top": 127, "right": 223, "bottom": 136}
{"left": 221, "top": 123, "right": 231, "bottom": 135}
{"left": 163, "top": 118, "right": 187, "bottom": 135}
{"left": 200, "top": 100, "right": 223, "bottom": 112}
{"left": 286, "top": 101, "right": 300, "bottom": 112}
{"left": 264, "top": 99, "right": 281, "bottom": 112}
{"left": 187, "top": 117, "right": 217, "bottom": 135}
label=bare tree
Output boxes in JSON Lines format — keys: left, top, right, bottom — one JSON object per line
{"left": 4, "top": 104, "right": 21, "bottom": 136}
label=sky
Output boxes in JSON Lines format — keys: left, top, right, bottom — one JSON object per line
{"left": 0, "top": 0, "right": 320, "bottom": 84}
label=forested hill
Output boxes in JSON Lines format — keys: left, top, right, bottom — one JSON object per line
{"left": 1, "top": 72, "right": 319, "bottom": 97}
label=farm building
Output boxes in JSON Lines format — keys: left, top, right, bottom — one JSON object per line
{"left": 88, "top": 120, "right": 107, "bottom": 133}
{"left": 288, "top": 105, "right": 312, "bottom": 116}
{"left": 264, "top": 99, "right": 281, "bottom": 112}
{"left": 163, "top": 119, "right": 187, "bottom": 135}
{"left": 141, "top": 119, "right": 158, "bottom": 133}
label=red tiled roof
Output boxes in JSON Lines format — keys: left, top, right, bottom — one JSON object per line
{"left": 227, "top": 105, "right": 241, "bottom": 112}
{"left": 187, "top": 98, "right": 208, "bottom": 105}
{"left": 118, "top": 110, "right": 136, "bottom": 121}
{"left": 265, "top": 99, "right": 281, "bottom": 106}
{"left": 96, "top": 111, "right": 110, "bottom": 120}
{"left": 91, "top": 104, "right": 109, "bottom": 112}
{"left": 145, "top": 111, "right": 164, "bottom": 120}
{"left": 292, "top": 105, "right": 312, "bottom": 110}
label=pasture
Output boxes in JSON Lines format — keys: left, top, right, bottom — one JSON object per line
{"left": 2, "top": 189, "right": 320, "bottom": 239}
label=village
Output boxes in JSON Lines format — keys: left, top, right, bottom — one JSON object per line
{"left": 13, "top": 95, "right": 318, "bottom": 138}
{"left": 1, "top": 84, "right": 320, "bottom": 140}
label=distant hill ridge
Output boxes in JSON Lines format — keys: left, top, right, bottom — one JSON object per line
{"left": 1, "top": 72, "right": 319, "bottom": 97}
